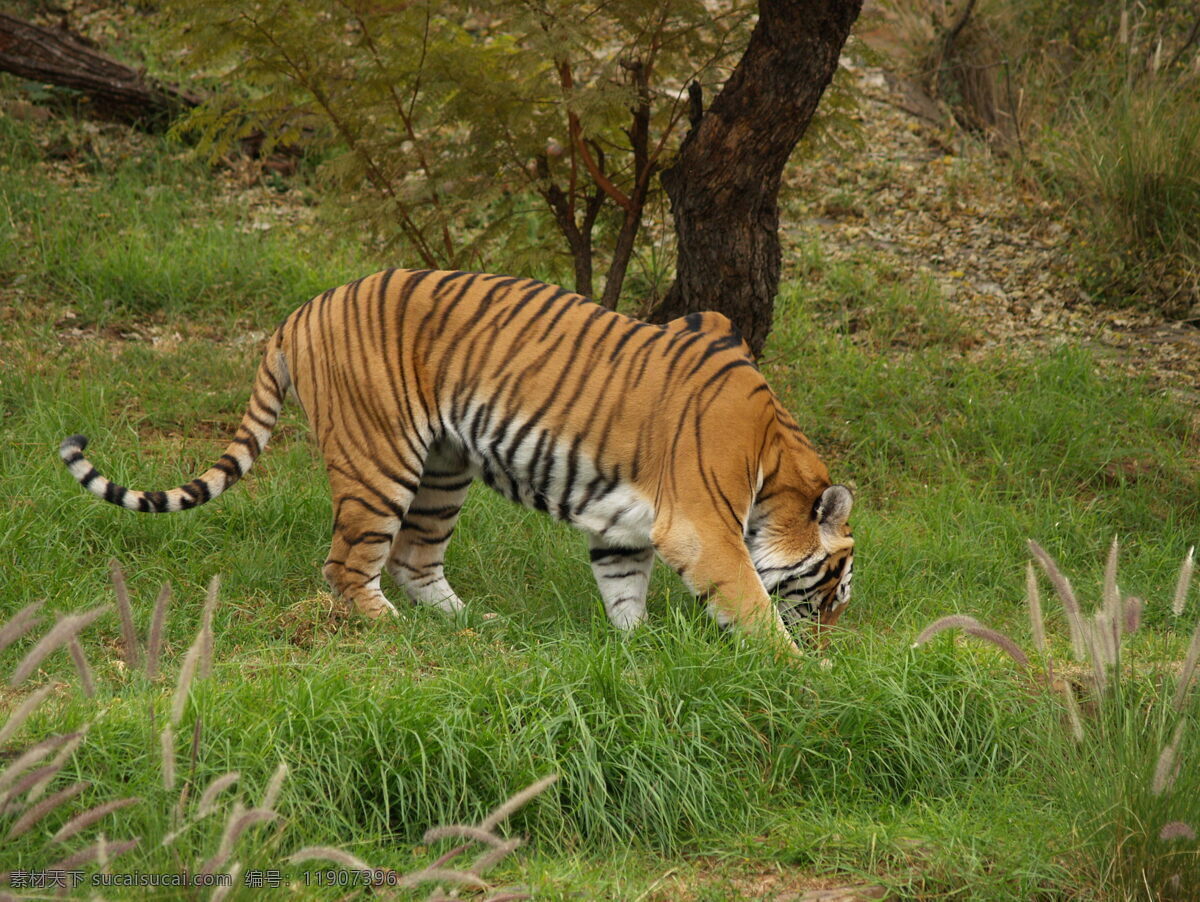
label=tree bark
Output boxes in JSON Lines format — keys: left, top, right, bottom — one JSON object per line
{"left": 0, "top": 12, "right": 198, "bottom": 131}
{"left": 652, "top": 0, "right": 862, "bottom": 357}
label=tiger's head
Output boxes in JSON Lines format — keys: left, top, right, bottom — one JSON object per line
{"left": 746, "top": 483, "right": 855, "bottom": 643}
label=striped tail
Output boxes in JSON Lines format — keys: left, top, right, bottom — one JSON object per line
{"left": 59, "top": 336, "right": 290, "bottom": 513}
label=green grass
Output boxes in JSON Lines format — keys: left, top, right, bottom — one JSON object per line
{"left": 2, "top": 96, "right": 1199, "bottom": 899}
{"left": 0, "top": 110, "right": 359, "bottom": 324}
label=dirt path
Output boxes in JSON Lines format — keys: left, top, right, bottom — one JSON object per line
{"left": 784, "top": 52, "right": 1200, "bottom": 406}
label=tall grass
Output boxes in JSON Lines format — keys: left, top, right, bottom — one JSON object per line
{"left": 872, "top": 0, "right": 1200, "bottom": 311}
{"left": 1063, "top": 84, "right": 1200, "bottom": 307}
{"left": 0, "top": 573, "right": 554, "bottom": 900}
{"left": 915, "top": 541, "right": 1200, "bottom": 900}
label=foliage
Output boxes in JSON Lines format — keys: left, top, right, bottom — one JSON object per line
{"left": 159, "top": 0, "right": 755, "bottom": 303}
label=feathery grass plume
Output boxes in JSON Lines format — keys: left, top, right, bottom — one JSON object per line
{"left": 1026, "top": 561, "right": 1048, "bottom": 658}
{"left": 425, "top": 824, "right": 514, "bottom": 847}
{"left": 68, "top": 638, "right": 95, "bottom": 698}
{"left": 171, "top": 633, "right": 203, "bottom": 726}
{"left": 174, "top": 716, "right": 203, "bottom": 821}
{"left": 146, "top": 582, "right": 171, "bottom": 680}
{"left": 1087, "top": 612, "right": 1113, "bottom": 692}
{"left": 51, "top": 796, "right": 140, "bottom": 843}
{"left": 260, "top": 761, "right": 288, "bottom": 811}
{"left": 5, "top": 780, "right": 88, "bottom": 840}
{"left": 211, "top": 862, "right": 243, "bottom": 902}
{"left": 196, "top": 771, "right": 240, "bottom": 819}
{"left": 1103, "top": 536, "right": 1121, "bottom": 624}
{"left": 1173, "top": 614, "right": 1200, "bottom": 712}
{"left": 1060, "top": 680, "right": 1085, "bottom": 742}
{"left": 1, "top": 763, "right": 63, "bottom": 813}
{"left": 8, "top": 605, "right": 110, "bottom": 686}
{"left": 25, "top": 726, "right": 87, "bottom": 804}
{"left": 45, "top": 837, "right": 139, "bottom": 871}
{"left": 199, "top": 800, "right": 246, "bottom": 876}
{"left": 199, "top": 575, "right": 220, "bottom": 679}
{"left": 1158, "top": 820, "right": 1197, "bottom": 841}
{"left": 109, "top": 560, "right": 143, "bottom": 671}
{"left": 913, "top": 614, "right": 1030, "bottom": 669}
{"left": 0, "top": 681, "right": 59, "bottom": 746}
{"left": 160, "top": 725, "right": 176, "bottom": 791}
{"left": 409, "top": 775, "right": 559, "bottom": 893}
{"left": 397, "top": 868, "right": 490, "bottom": 890}
{"left": 200, "top": 806, "right": 282, "bottom": 877}
{"left": 1028, "top": 540, "right": 1088, "bottom": 660}
{"left": 1123, "top": 596, "right": 1144, "bottom": 634}
{"left": 478, "top": 774, "right": 558, "bottom": 832}
{"left": 913, "top": 614, "right": 985, "bottom": 647}
{"left": 1151, "top": 722, "right": 1185, "bottom": 796}
{"left": 0, "top": 732, "right": 79, "bottom": 802}
{"left": 288, "top": 846, "right": 372, "bottom": 869}
{"left": 1173, "top": 546, "right": 1195, "bottom": 617}
{"left": 0, "top": 601, "right": 44, "bottom": 656}
{"left": 469, "top": 838, "right": 525, "bottom": 876}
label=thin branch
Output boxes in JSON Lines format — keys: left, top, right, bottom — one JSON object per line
{"left": 1166, "top": 12, "right": 1200, "bottom": 71}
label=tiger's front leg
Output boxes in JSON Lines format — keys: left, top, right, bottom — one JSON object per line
{"left": 654, "top": 523, "right": 799, "bottom": 655}
{"left": 386, "top": 445, "right": 472, "bottom": 615}
{"left": 587, "top": 534, "right": 654, "bottom": 631}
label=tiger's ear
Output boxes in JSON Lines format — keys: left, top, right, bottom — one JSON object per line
{"left": 814, "top": 484, "right": 853, "bottom": 546}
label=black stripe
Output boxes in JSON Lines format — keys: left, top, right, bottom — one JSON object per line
{"left": 415, "top": 529, "right": 455, "bottom": 545}
{"left": 342, "top": 531, "right": 395, "bottom": 546}
{"left": 422, "top": 476, "right": 473, "bottom": 493}
{"left": 608, "top": 321, "right": 654, "bottom": 362}
{"left": 588, "top": 545, "right": 647, "bottom": 562}
{"left": 216, "top": 454, "right": 242, "bottom": 476}
{"left": 405, "top": 504, "right": 463, "bottom": 518}
{"left": 598, "top": 569, "right": 644, "bottom": 580}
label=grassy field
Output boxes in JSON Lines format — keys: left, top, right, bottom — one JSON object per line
{"left": 2, "top": 100, "right": 1200, "bottom": 898}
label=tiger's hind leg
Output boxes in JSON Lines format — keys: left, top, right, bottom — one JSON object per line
{"left": 323, "top": 467, "right": 415, "bottom": 619}
{"left": 387, "top": 445, "right": 472, "bottom": 615}
{"left": 588, "top": 535, "right": 654, "bottom": 631}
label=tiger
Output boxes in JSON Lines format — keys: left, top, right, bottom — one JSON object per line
{"left": 59, "top": 269, "right": 854, "bottom": 652}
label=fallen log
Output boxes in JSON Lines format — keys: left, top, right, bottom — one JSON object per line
{"left": 0, "top": 12, "right": 198, "bottom": 131}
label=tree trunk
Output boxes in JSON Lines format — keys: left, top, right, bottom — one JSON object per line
{"left": 652, "top": 0, "right": 862, "bottom": 357}
{"left": 0, "top": 13, "right": 198, "bottom": 131}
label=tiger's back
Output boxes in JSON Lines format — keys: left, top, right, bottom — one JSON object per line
{"left": 62, "top": 269, "right": 855, "bottom": 650}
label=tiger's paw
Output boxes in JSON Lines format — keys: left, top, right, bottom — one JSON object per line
{"left": 354, "top": 594, "right": 399, "bottom": 620}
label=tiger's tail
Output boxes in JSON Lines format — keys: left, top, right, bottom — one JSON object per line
{"left": 59, "top": 332, "right": 290, "bottom": 513}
